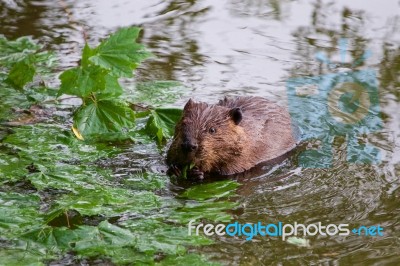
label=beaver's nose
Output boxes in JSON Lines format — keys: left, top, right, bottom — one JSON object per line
{"left": 181, "top": 141, "right": 198, "bottom": 153}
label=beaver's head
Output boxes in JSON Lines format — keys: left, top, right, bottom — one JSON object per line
{"left": 167, "top": 99, "right": 246, "bottom": 174}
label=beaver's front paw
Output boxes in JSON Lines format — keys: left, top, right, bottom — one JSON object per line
{"left": 167, "top": 165, "right": 204, "bottom": 180}
{"left": 167, "top": 164, "right": 181, "bottom": 177}
{"left": 188, "top": 167, "right": 204, "bottom": 180}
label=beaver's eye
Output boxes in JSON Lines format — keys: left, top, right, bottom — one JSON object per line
{"left": 209, "top": 127, "right": 216, "bottom": 134}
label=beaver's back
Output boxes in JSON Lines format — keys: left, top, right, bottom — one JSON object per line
{"left": 218, "top": 96, "right": 298, "bottom": 165}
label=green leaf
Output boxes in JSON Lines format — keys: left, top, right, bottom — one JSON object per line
{"left": 75, "top": 221, "right": 137, "bottom": 252}
{"left": 180, "top": 180, "right": 240, "bottom": 201}
{"left": 18, "top": 219, "right": 213, "bottom": 265}
{"left": 21, "top": 226, "right": 75, "bottom": 252}
{"left": 0, "top": 36, "right": 56, "bottom": 89}
{"left": 81, "top": 43, "right": 95, "bottom": 68}
{"left": 0, "top": 36, "right": 41, "bottom": 65}
{"left": 1, "top": 124, "right": 114, "bottom": 168}
{"left": 0, "top": 86, "right": 31, "bottom": 121}
{"left": 21, "top": 221, "right": 137, "bottom": 254}
{"left": 93, "top": 248, "right": 153, "bottom": 265}
{"left": 99, "top": 73, "right": 123, "bottom": 99}
{"left": 7, "top": 59, "right": 36, "bottom": 89}
{"left": 123, "top": 172, "right": 167, "bottom": 191}
{"left": 181, "top": 162, "right": 196, "bottom": 179}
{"left": 52, "top": 188, "right": 160, "bottom": 217}
{"left": 73, "top": 100, "right": 135, "bottom": 139}
{"left": 0, "top": 192, "right": 42, "bottom": 236}
{"left": 90, "top": 27, "right": 152, "bottom": 77}
{"left": 0, "top": 249, "right": 46, "bottom": 266}
{"left": 0, "top": 153, "right": 31, "bottom": 182}
{"left": 168, "top": 201, "right": 239, "bottom": 224}
{"left": 121, "top": 219, "right": 212, "bottom": 255}
{"left": 158, "top": 254, "right": 220, "bottom": 266}
{"left": 27, "top": 165, "right": 110, "bottom": 194}
{"left": 58, "top": 66, "right": 108, "bottom": 98}
{"left": 145, "top": 108, "right": 182, "bottom": 144}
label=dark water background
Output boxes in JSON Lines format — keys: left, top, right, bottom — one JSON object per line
{"left": 1, "top": 0, "right": 400, "bottom": 264}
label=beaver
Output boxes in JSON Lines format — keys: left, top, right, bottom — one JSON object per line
{"left": 166, "top": 96, "right": 298, "bottom": 179}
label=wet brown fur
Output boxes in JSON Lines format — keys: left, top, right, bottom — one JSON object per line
{"left": 166, "top": 96, "right": 298, "bottom": 176}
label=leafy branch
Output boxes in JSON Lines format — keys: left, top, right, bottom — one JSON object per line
{"left": 57, "top": 27, "right": 151, "bottom": 140}
{"left": 1, "top": 28, "right": 183, "bottom": 143}
{"left": 0, "top": 35, "right": 55, "bottom": 89}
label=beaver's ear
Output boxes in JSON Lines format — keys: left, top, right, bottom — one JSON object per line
{"left": 229, "top": 107, "right": 242, "bottom": 125}
{"left": 183, "top": 98, "right": 194, "bottom": 111}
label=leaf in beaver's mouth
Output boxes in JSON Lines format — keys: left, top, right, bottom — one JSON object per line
{"left": 181, "top": 162, "right": 196, "bottom": 179}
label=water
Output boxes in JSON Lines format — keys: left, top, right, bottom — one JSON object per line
{"left": 1, "top": 0, "right": 400, "bottom": 264}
